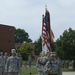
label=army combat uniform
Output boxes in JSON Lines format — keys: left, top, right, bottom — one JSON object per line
{"left": 16, "top": 53, "right": 22, "bottom": 75}
{"left": 36, "top": 55, "right": 48, "bottom": 75}
{"left": 46, "top": 52, "right": 62, "bottom": 75}
{"left": 5, "top": 49, "right": 20, "bottom": 75}
{"left": 4, "top": 52, "right": 8, "bottom": 64}
{"left": 0, "top": 52, "right": 5, "bottom": 75}
{"left": 5, "top": 55, "right": 20, "bottom": 75}
{"left": 46, "top": 60, "right": 62, "bottom": 75}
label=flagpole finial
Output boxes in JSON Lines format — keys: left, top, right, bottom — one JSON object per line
{"left": 45, "top": 5, "right": 47, "bottom": 11}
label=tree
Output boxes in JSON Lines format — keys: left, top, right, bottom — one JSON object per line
{"left": 34, "top": 37, "right": 42, "bottom": 55}
{"left": 18, "top": 42, "right": 34, "bottom": 60}
{"left": 15, "top": 28, "right": 32, "bottom": 43}
{"left": 56, "top": 28, "right": 75, "bottom": 70}
{"left": 34, "top": 36, "right": 56, "bottom": 55}
{"left": 50, "top": 41, "right": 56, "bottom": 52}
{"left": 56, "top": 38, "right": 65, "bottom": 59}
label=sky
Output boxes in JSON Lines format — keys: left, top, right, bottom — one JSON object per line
{"left": 0, "top": 0, "right": 75, "bottom": 42}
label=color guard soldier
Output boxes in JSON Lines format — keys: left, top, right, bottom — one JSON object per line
{"left": 46, "top": 52, "right": 62, "bottom": 75}
{"left": 36, "top": 52, "right": 48, "bottom": 75}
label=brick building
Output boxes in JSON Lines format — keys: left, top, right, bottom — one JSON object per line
{"left": 0, "top": 24, "right": 15, "bottom": 54}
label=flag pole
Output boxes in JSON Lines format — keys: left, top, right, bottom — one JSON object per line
{"left": 45, "top": 5, "right": 47, "bottom": 11}
{"left": 45, "top": 6, "right": 52, "bottom": 52}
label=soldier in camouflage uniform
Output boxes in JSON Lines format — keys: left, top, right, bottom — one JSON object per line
{"left": 28, "top": 55, "right": 32, "bottom": 68}
{"left": 0, "top": 52, "right": 5, "bottom": 75}
{"left": 4, "top": 52, "right": 9, "bottom": 75}
{"left": 5, "top": 49, "right": 20, "bottom": 75}
{"left": 4, "top": 52, "right": 8, "bottom": 64}
{"left": 46, "top": 52, "right": 62, "bottom": 75}
{"left": 36, "top": 52, "right": 48, "bottom": 75}
{"left": 16, "top": 53, "right": 22, "bottom": 75}
{"left": 19, "top": 54, "right": 22, "bottom": 67}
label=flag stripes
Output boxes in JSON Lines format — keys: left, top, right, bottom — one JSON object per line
{"left": 41, "top": 9, "right": 54, "bottom": 53}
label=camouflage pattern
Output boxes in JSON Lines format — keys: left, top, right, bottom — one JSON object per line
{"left": 5, "top": 55, "right": 20, "bottom": 75}
{"left": 0, "top": 52, "right": 5, "bottom": 75}
{"left": 56, "top": 57, "right": 62, "bottom": 75}
{"left": 28, "top": 55, "right": 32, "bottom": 68}
{"left": 36, "top": 55, "right": 48, "bottom": 75}
{"left": 18, "top": 56, "right": 22, "bottom": 75}
{"left": 19, "top": 56, "right": 22, "bottom": 67}
{"left": 4, "top": 52, "right": 8, "bottom": 64}
{"left": 16, "top": 53, "right": 22, "bottom": 75}
{"left": 46, "top": 57, "right": 62, "bottom": 75}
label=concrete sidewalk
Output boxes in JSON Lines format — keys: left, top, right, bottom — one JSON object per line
{"left": 35, "top": 72, "right": 75, "bottom": 75}
{"left": 63, "top": 72, "right": 75, "bottom": 75}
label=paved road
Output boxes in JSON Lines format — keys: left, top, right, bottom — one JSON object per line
{"left": 35, "top": 72, "right": 75, "bottom": 75}
{"left": 63, "top": 72, "right": 75, "bottom": 75}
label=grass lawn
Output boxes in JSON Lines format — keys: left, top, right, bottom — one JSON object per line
{"left": 62, "top": 68, "right": 75, "bottom": 72}
{"left": 21, "top": 67, "right": 75, "bottom": 75}
{"left": 21, "top": 66, "right": 38, "bottom": 75}
{"left": 21, "top": 61, "right": 75, "bottom": 75}
{"left": 21, "top": 61, "right": 38, "bottom": 75}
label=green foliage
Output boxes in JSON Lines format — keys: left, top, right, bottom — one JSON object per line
{"left": 34, "top": 36, "right": 56, "bottom": 55}
{"left": 50, "top": 41, "right": 56, "bottom": 51}
{"left": 34, "top": 37, "right": 42, "bottom": 55}
{"left": 15, "top": 28, "right": 32, "bottom": 43}
{"left": 56, "top": 38, "right": 65, "bottom": 59}
{"left": 18, "top": 42, "right": 34, "bottom": 60}
{"left": 21, "top": 65, "right": 75, "bottom": 75}
{"left": 22, "top": 61, "right": 36, "bottom": 65}
{"left": 62, "top": 68, "right": 75, "bottom": 72}
{"left": 56, "top": 28, "right": 75, "bottom": 60}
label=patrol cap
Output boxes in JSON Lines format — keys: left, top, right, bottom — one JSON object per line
{"left": 11, "top": 49, "right": 16, "bottom": 53}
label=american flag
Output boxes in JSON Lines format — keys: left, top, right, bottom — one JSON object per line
{"left": 42, "top": 9, "right": 54, "bottom": 52}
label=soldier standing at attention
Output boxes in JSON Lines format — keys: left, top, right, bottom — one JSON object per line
{"left": 0, "top": 52, "right": 5, "bottom": 75}
{"left": 36, "top": 52, "right": 48, "bottom": 75}
{"left": 5, "top": 49, "right": 20, "bottom": 75}
{"left": 46, "top": 52, "right": 62, "bottom": 75}
{"left": 19, "top": 54, "right": 22, "bottom": 68}
{"left": 16, "top": 53, "right": 22, "bottom": 75}
{"left": 4, "top": 52, "right": 8, "bottom": 64}
{"left": 28, "top": 55, "right": 32, "bottom": 68}
{"left": 4, "top": 52, "right": 9, "bottom": 75}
